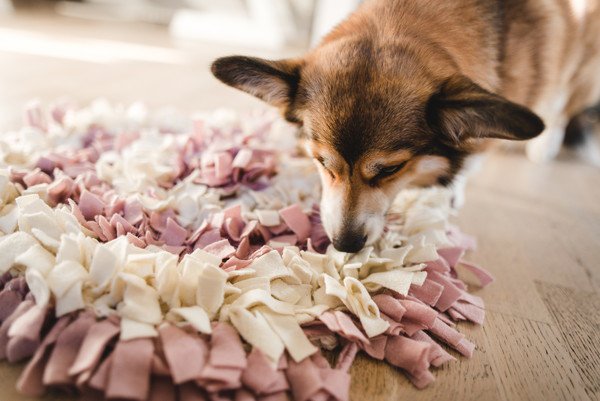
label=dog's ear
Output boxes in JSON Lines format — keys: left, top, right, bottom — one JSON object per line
{"left": 427, "top": 75, "right": 545, "bottom": 144}
{"left": 211, "top": 56, "right": 301, "bottom": 110}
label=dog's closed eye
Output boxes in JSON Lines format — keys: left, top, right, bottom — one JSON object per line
{"left": 373, "top": 161, "right": 408, "bottom": 180}
{"left": 315, "top": 156, "right": 335, "bottom": 178}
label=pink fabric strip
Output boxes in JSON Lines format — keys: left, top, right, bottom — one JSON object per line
{"left": 335, "top": 342, "right": 359, "bottom": 372}
{"left": 428, "top": 318, "right": 465, "bottom": 349}
{"left": 426, "top": 271, "right": 464, "bottom": 312}
{"left": 88, "top": 353, "right": 113, "bottom": 392}
{"left": 16, "top": 316, "right": 71, "bottom": 396}
{"left": 451, "top": 301, "right": 486, "bottom": 325}
{"left": 373, "top": 294, "right": 407, "bottom": 322}
{"left": 399, "top": 299, "right": 438, "bottom": 328}
{"left": 106, "top": 338, "right": 154, "bottom": 400}
{"left": 0, "top": 300, "right": 34, "bottom": 360}
{"left": 6, "top": 305, "right": 49, "bottom": 362}
{"left": 318, "top": 311, "right": 369, "bottom": 345}
{"left": 384, "top": 335, "right": 432, "bottom": 375}
{"left": 411, "top": 330, "right": 456, "bottom": 367}
{"left": 436, "top": 247, "right": 465, "bottom": 268}
{"left": 278, "top": 204, "right": 311, "bottom": 243}
{"left": 208, "top": 323, "right": 247, "bottom": 369}
{"left": 241, "top": 348, "right": 288, "bottom": 395}
{"left": 409, "top": 279, "right": 444, "bottom": 306}
{"left": 42, "top": 312, "right": 95, "bottom": 386}
{"left": 69, "top": 319, "right": 120, "bottom": 377}
{"left": 286, "top": 357, "right": 322, "bottom": 401}
{"left": 160, "top": 324, "right": 208, "bottom": 384}
{"left": 360, "top": 335, "right": 387, "bottom": 360}
{"left": 0, "top": 285, "right": 25, "bottom": 323}
{"left": 459, "top": 261, "right": 495, "bottom": 287}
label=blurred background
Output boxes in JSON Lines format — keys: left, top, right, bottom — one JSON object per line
{"left": 0, "top": 0, "right": 362, "bottom": 128}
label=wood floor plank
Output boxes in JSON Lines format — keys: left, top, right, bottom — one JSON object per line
{"left": 536, "top": 281, "right": 600, "bottom": 400}
{"left": 349, "top": 355, "right": 409, "bottom": 401}
{"left": 456, "top": 153, "right": 600, "bottom": 323}
{"left": 0, "top": 361, "right": 78, "bottom": 401}
{"left": 464, "top": 152, "right": 600, "bottom": 293}
{"left": 350, "top": 323, "right": 502, "bottom": 401}
{"left": 483, "top": 311, "right": 591, "bottom": 401}
{"left": 0, "top": 361, "right": 27, "bottom": 401}
{"left": 457, "top": 197, "right": 557, "bottom": 323}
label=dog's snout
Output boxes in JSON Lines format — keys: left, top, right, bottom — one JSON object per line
{"left": 332, "top": 231, "right": 367, "bottom": 253}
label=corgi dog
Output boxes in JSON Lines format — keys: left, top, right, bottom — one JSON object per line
{"left": 211, "top": 0, "right": 600, "bottom": 252}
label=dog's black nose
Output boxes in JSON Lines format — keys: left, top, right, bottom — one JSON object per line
{"left": 332, "top": 233, "right": 367, "bottom": 253}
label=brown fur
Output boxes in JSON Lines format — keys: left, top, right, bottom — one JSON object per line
{"left": 211, "top": 0, "right": 600, "bottom": 251}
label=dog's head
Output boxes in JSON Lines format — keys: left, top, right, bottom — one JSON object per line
{"left": 211, "top": 39, "right": 544, "bottom": 252}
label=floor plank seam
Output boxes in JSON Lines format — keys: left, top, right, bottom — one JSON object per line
{"left": 485, "top": 308, "right": 553, "bottom": 325}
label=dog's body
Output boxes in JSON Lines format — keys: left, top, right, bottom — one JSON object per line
{"left": 212, "top": 0, "right": 600, "bottom": 252}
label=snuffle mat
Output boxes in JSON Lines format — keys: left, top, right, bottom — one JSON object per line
{"left": 0, "top": 99, "right": 494, "bottom": 401}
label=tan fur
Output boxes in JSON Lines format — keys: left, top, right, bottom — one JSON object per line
{"left": 318, "top": 0, "right": 600, "bottom": 117}
{"left": 212, "top": 0, "right": 600, "bottom": 251}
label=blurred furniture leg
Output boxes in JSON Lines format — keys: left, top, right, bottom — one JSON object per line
{"left": 55, "top": 0, "right": 174, "bottom": 24}
{"left": 169, "top": 0, "right": 298, "bottom": 50}
{"left": 0, "top": 0, "right": 13, "bottom": 13}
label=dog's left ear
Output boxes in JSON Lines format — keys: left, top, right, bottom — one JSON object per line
{"left": 211, "top": 56, "right": 302, "bottom": 112}
{"left": 427, "top": 75, "right": 545, "bottom": 143}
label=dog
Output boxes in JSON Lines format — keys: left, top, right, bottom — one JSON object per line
{"left": 211, "top": 0, "right": 600, "bottom": 252}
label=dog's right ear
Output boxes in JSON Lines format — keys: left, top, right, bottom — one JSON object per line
{"left": 427, "top": 74, "right": 545, "bottom": 144}
{"left": 211, "top": 56, "right": 302, "bottom": 111}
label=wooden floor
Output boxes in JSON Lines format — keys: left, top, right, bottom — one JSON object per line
{"left": 0, "top": 9, "right": 599, "bottom": 401}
